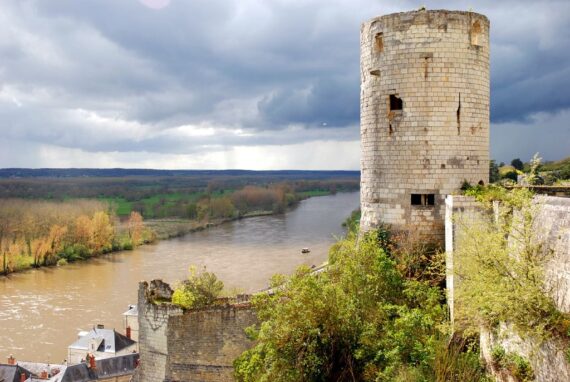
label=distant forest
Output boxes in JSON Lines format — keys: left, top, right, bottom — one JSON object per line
{"left": 0, "top": 169, "right": 360, "bottom": 275}
{"left": 0, "top": 168, "right": 360, "bottom": 179}
{"left": 0, "top": 169, "right": 360, "bottom": 218}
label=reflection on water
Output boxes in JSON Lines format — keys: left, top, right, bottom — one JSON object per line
{"left": 0, "top": 192, "right": 359, "bottom": 362}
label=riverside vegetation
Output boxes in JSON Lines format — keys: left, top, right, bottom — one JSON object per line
{"left": 165, "top": 184, "right": 565, "bottom": 381}
{"left": 0, "top": 199, "right": 153, "bottom": 275}
{"left": 232, "top": 221, "right": 490, "bottom": 382}
{"left": 171, "top": 211, "right": 490, "bottom": 381}
{"left": 0, "top": 173, "right": 358, "bottom": 276}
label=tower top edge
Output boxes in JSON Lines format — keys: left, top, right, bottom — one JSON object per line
{"left": 363, "top": 9, "right": 489, "bottom": 27}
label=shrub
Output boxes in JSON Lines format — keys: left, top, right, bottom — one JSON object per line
{"left": 491, "top": 347, "right": 534, "bottom": 382}
{"left": 455, "top": 188, "right": 560, "bottom": 339}
{"left": 491, "top": 345, "right": 506, "bottom": 365}
{"left": 56, "top": 258, "right": 68, "bottom": 266}
{"left": 508, "top": 353, "right": 533, "bottom": 382}
{"left": 234, "top": 231, "right": 447, "bottom": 382}
{"left": 172, "top": 266, "right": 224, "bottom": 309}
{"left": 433, "top": 335, "right": 488, "bottom": 382}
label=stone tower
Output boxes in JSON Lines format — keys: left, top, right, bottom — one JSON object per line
{"left": 359, "top": 10, "right": 490, "bottom": 241}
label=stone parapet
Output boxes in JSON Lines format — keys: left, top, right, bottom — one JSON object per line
{"left": 133, "top": 280, "right": 256, "bottom": 382}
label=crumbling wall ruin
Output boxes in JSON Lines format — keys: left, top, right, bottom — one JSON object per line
{"left": 133, "top": 280, "right": 257, "bottom": 382}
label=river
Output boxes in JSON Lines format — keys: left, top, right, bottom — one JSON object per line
{"left": 0, "top": 191, "right": 359, "bottom": 363}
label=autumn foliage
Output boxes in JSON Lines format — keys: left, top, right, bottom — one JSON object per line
{"left": 231, "top": 184, "right": 295, "bottom": 214}
{"left": 0, "top": 199, "right": 118, "bottom": 274}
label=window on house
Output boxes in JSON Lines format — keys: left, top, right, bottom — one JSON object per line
{"left": 390, "top": 94, "right": 403, "bottom": 111}
{"left": 374, "top": 33, "right": 384, "bottom": 52}
{"left": 411, "top": 194, "right": 435, "bottom": 206}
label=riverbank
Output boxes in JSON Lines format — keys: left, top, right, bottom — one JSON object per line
{"left": 0, "top": 210, "right": 279, "bottom": 277}
{"left": 142, "top": 210, "right": 276, "bottom": 240}
{"left": 0, "top": 194, "right": 332, "bottom": 277}
{"left": 0, "top": 192, "right": 360, "bottom": 362}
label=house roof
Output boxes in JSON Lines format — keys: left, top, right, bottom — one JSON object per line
{"left": 68, "top": 328, "right": 135, "bottom": 354}
{"left": 45, "top": 353, "right": 139, "bottom": 382}
{"left": 0, "top": 364, "right": 32, "bottom": 382}
{"left": 16, "top": 362, "right": 64, "bottom": 378}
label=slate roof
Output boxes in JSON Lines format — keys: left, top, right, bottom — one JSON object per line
{"left": 0, "top": 364, "right": 32, "bottom": 382}
{"left": 45, "top": 353, "right": 139, "bottom": 382}
{"left": 68, "top": 328, "right": 135, "bottom": 354}
{"left": 16, "top": 362, "right": 64, "bottom": 378}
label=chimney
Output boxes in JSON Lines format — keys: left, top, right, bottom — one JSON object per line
{"left": 126, "top": 326, "right": 131, "bottom": 339}
{"left": 88, "top": 353, "right": 96, "bottom": 370}
{"left": 7, "top": 354, "right": 16, "bottom": 365}
{"left": 40, "top": 370, "right": 48, "bottom": 379}
{"left": 20, "top": 372, "right": 26, "bottom": 382}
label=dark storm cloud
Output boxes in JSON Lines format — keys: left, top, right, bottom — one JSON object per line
{"left": 258, "top": 76, "right": 359, "bottom": 128}
{"left": 0, "top": 0, "right": 568, "bottom": 167}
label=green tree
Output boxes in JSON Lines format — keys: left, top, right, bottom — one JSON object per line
{"left": 489, "top": 160, "right": 500, "bottom": 183}
{"left": 186, "top": 203, "right": 198, "bottom": 219}
{"left": 511, "top": 158, "right": 524, "bottom": 171}
{"left": 234, "top": 231, "right": 446, "bottom": 382}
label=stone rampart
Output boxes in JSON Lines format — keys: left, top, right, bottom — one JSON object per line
{"left": 133, "top": 280, "right": 257, "bottom": 382}
{"left": 447, "top": 195, "right": 570, "bottom": 381}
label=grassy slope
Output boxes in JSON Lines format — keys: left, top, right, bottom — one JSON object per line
{"left": 542, "top": 156, "right": 570, "bottom": 171}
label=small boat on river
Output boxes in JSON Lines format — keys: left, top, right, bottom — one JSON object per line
{"left": 301, "top": 248, "right": 310, "bottom": 254}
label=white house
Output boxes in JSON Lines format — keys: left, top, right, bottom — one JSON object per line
{"left": 67, "top": 325, "right": 136, "bottom": 365}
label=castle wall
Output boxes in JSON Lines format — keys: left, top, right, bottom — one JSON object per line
{"left": 444, "top": 195, "right": 486, "bottom": 323}
{"left": 360, "top": 10, "right": 490, "bottom": 241}
{"left": 133, "top": 281, "right": 256, "bottom": 382}
{"left": 134, "top": 281, "right": 183, "bottom": 382}
{"left": 165, "top": 306, "right": 257, "bottom": 382}
{"left": 447, "top": 195, "right": 570, "bottom": 381}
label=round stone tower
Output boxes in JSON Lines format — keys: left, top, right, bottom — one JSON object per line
{"left": 359, "top": 10, "right": 490, "bottom": 241}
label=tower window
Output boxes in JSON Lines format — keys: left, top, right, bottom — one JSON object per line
{"left": 471, "top": 21, "right": 482, "bottom": 46}
{"left": 374, "top": 33, "right": 384, "bottom": 52}
{"left": 411, "top": 194, "right": 435, "bottom": 206}
{"left": 389, "top": 94, "right": 403, "bottom": 111}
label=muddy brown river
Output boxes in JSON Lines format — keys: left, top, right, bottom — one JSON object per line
{"left": 0, "top": 192, "right": 359, "bottom": 362}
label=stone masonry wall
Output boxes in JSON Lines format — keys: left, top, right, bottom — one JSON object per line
{"left": 133, "top": 281, "right": 183, "bottom": 382}
{"left": 447, "top": 195, "right": 570, "bottom": 381}
{"left": 360, "top": 10, "right": 490, "bottom": 242}
{"left": 166, "top": 305, "right": 257, "bottom": 382}
{"left": 444, "top": 194, "right": 485, "bottom": 324}
{"left": 133, "top": 280, "right": 256, "bottom": 382}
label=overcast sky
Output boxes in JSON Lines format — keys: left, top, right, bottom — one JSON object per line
{"left": 0, "top": 0, "right": 568, "bottom": 169}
